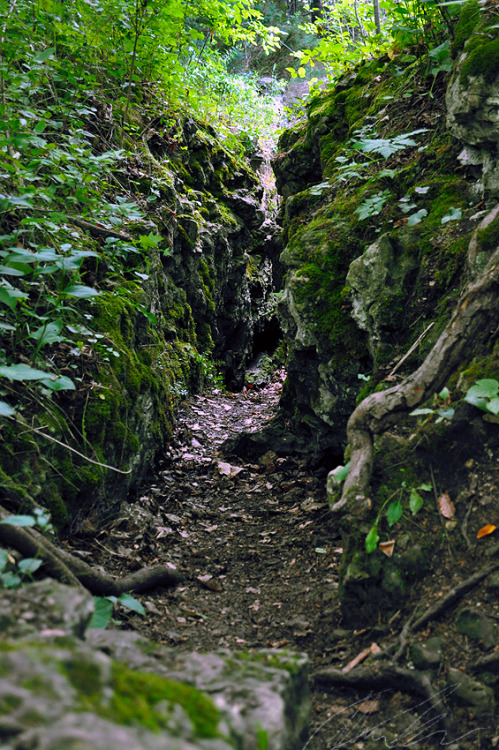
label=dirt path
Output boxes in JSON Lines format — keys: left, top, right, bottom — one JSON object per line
{"left": 74, "top": 372, "right": 498, "bottom": 749}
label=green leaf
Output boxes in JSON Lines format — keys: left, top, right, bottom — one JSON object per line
{"left": 409, "top": 489, "right": 424, "bottom": 515}
{"left": 418, "top": 484, "right": 432, "bottom": 492}
{"left": 30, "top": 321, "right": 66, "bottom": 346}
{"left": 365, "top": 525, "right": 380, "bottom": 553}
{"left": 386, "top": 499, "right": 403, "bottom": 527}
{"left": 1, "top": 571, "right": 21, "bottom": 588}
{"left": 466, "top": 379, "right": 499, "bottom": 400}
{"left": 0, "top": 515, "right": 36, "bottom": 526}
{"left": 18, "top": 558, "right": 42, "bottom": 574}
{"left": 330, "top": 462, "right": 350, "bottom": 484}
{"left": 0, "top": 400, "right": 14, "bottom": 416}
{"left": 407, "top": 209, "right": 428, "bottom": 226}
{"left": 118, "top": 593, "right": 145, "bottom": 616}
{"left": 410, "top": 407, "right": 434, "bottom": 416}
{"left": 0, "top": 364, "right": 54, "bottom": 382}
{"left": 0, "top": 549, "right": 9, "bottom": 572}
{"left": 441, "top": 207, "right": 462, "bottom": 224}
{"left": 64, "top": 284, "right": 100, "bottom": 298}
{"left": 41, "top": 375, "right": 75, "bottom": 391}
{"left": 88, "top": 597, "right": 114, "bottom": 629}
{"left": 0, "top": 287, "right": 29, "bottom": 310}
{"left": 436, "top": 407, "right": 454, "bottom": 421}
{"left": 33, "top": 47, "right": 56, "bottom": 63}
{"left": 486, "top": 397, "right": 499, "bottom": 416}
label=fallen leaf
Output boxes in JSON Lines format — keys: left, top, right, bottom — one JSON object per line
{"left": 438, "top": 491, "right": 455, "bottom": 519}
{"left": 357, "top": 700, "right": 380, "bottom": 714}
{"left": 379, "top": 540, "right": 395, "bottom": 557}
{"left": 197, "top": 574, "right": 223, "bottom": 592}
{"left": 217, "top": 461, "right": 244, "bottom": 478}
{"left": 477, "top": 524, "right": 497, "bottom": 539}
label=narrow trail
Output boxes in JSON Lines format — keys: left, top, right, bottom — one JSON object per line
{"left": 75, "top": 371, "right": 498, "bottom": 749}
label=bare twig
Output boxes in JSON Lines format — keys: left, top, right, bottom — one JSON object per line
{"left": 388, "top": 322, "right": 434, "bottom": 379}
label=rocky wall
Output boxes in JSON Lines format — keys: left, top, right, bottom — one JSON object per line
{"left": 271, "top": 0, "right": 499, "bottom": 466}
{"left": 0, "top": 116, "right": 280, "bottom": 524}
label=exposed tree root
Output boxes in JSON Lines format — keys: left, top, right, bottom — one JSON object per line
{"left": 0, "top": 505, "right": 182, "bottom": 595}
{"left": 313, "top": 664, "right": 452, "bottom": 737}
{"left": 314, "top": 561, "right": 499, "bottom": 736}
{"left": 331, "top": 245, "right": 499, "bottom": 517}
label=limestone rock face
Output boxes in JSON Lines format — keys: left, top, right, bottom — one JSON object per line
{"left": 0, "top": 580, "right": 311, "bottom": 750}
{"left": 446, "top": 23, "right": 499, "bottom": 197}
{"left": 346, "top": 232, "right": 420, "bottom": 365}
{"left": 271, "top": 6, "right": 499, "bottom": 463}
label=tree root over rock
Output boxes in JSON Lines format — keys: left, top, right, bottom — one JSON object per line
{"left": 0, "top": 505, "right": 182, "bottom": 595}
{"left": 331, "top": 245, "right": 499, "bottom": 518}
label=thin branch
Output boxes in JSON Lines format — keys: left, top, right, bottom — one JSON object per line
{"left": 13, "top": 420, "right": 132, "bottom": 475}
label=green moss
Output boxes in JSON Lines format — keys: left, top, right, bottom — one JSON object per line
{"left": 452, "top": 0, "right": 482, "bottom": 55}
{"left": 60, "top": 657, "right": 103, "bottom": 697}
{"left": 0, "top": 694, "right": 22, "bottom": 714}
{"left": 100, "top": 663, "right": 221, "bottom": 738}
{"left": 461, "top": 36, "right": 499, "bottom": 82}
{"left": 477, "top": 215, "right": 499, "bottom": 254}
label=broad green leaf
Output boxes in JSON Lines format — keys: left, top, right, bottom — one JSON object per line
{"left": 18, "top": 558, "right": 42, "bottom": 574}
{"left": 0, "top": 323, "right": 15, "bottom": 331}
{"left": 1, "top": 571, "right": 21, "bottom": 588}
{"left": 330, "top": 462, "right": 350, "bottom": 484}
{"left": 436, "top": 407, "right": 454, "bottom": 421}
{"left": 64, "top": 284, "right": 100, "bottom": 298}
{"left": 119, "top": 593, "right": 146, "bottom": 616}
{"left": 409, "top": 489, "right": 424, "bottom": 515}
{"left": 0, "top": 401, "right": 14, "bottom": 416}
{"left": 441, "top": 207, "right": 462, "bottom": 224}
{"left": 41, "top": 375, "right": 75, "bottom": 391}
{"left": 418, "top": 484, "right": 432, "bottom": 492}
{"left": 0, "top": 287, "right": 28, "bottom": 310}
{"left": 30, "top": 322, "right": 66, "bottom": 346}
{"left": 439, "top": 387, "right": 450, "bottom": 399}
{"left": 486, "top": 397, "right": 499, "bottom": 415}
{"left": 0, "top": 364, "right": 53, "bottom": 382}
{"left": 465, "top": 379, "right": 499, "bottom": 400}
{"left": 0, "top": 515, "right": 36, "bottom": 526}
{"left": 33, "top": 47, "right": 56, "bottom": 63}
{"left": 410, "top": 408, "right": 434, "bottom": 416}
{"left": 386, "top": 499, "right": 403, "bottom": 527}
{"left": 407, "top": 209, "right": 428, "bottom": 227}
{"left": 365, "top": 525, "right": 380, "bottom": 553}
{"left": 88, "top": 597, "right": 114, "bottom": 629}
